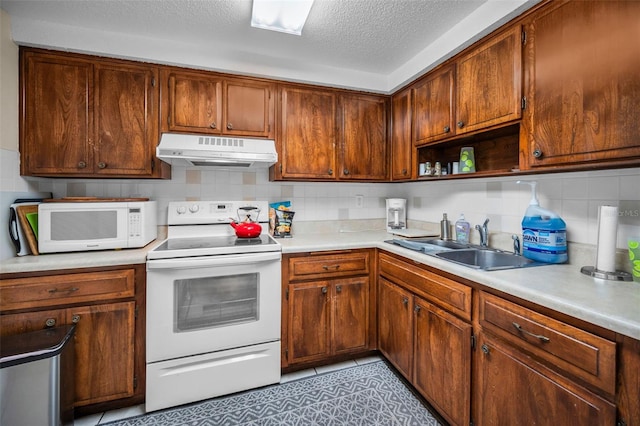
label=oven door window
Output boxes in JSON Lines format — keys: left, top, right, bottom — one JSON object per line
{"left": 174, "top": 273, "right": 258, "bottom": 332}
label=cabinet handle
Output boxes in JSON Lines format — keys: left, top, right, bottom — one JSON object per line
{"left": 210, "top": 122, "right": 217, "bottom": 129}
{"left": 322, "top": 265, "right": 340, "bottom": 271}
{"left": 328, "top": 169, "right": 333, "bottom": 175}
{"left": 336, "top": 285, "right": 342, "bottom": 293}
{"left": 512, "top": 322, "right": 550, "bottom": 343}
{"left": 533, "top": 149, "right": 543, "bottom": 158}
{"left": 45, "top": 318, "right": 56, "bottom": 327}
{"left": 414, "top": 305, "right": 421, "bottom": 314}
{"left": 321, "top": 286, "right": 328, "bottom": 295}
{"left": 402, "top": 297, "right": 409, "bottom": 306}
{"left": 48, "top": 287, "right": 79, "bottom": 294}
{"left": 72, "top": 315, "right": 80, "bottom": 324}
{"left": 97, "top": 162, "right": 107, "bottom": 169}
{"left": 227, "top": 123, "right": 233, "bottom": 130}
{"left": 77, "top": 161, "right": 87, "bottom": 169}
{"left": 457, "top": 121, "right": 464, "bottom": 129}
{"left": 343, "top": 169, "right": 350, "bottom": 175}
{"left": 481, "top": 344, "right": 490, "bottom": 354}
{"left": 443, "top": 126, "right": 450, "bottom": 133}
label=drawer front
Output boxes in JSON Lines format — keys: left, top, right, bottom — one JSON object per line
{"left": 0, "top": 269, "right": 136, "bottom": 311}
{"left": 379, "top": 252, "right": 471, "bottom": 321}
{"left": 479, "top": 292, "right": 616, "bottom": 395}
{"left": 289, "top": 251, "right": 370, "bottom": 281}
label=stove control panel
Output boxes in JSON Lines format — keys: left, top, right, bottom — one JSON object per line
{"left": 167, "top": 200, "right": 270, "bottom": 225}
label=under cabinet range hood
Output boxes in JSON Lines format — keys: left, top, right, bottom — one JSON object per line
{"left": 156, "top": 133, "right": 278, "bottom": 168}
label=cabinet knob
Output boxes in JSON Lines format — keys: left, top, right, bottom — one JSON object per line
{"left": 443, "top": 126, "right": 450, "bottom": 133}
{"left": 336, "top": 285, "right": 342, "bottom": 293}
{"left": 481, "top": 344, "right": 490, "bottom": 354}
{"left": 414, "top": 305, "right": 421, "bottom": 314}
{"left": 402, "top": 297, "right": 409, "bottom": 306}
{"left": 97, "top": 162, "right": 107, "bottom": 169}
{"left": 328, "top": 169, "right": 333, "bottom": 175}
{"left": 210, "top": 122, "right": 217, "bottom": 129}
{"left": 227, "top": 123, "right": 233, "bottom": 130}
{"left": 533, "top": 149, "right": 543, "bottom": 158}
{"left": 402, "top": 168, "right": 407, "bottom": 175}
{"left": 457, "top": 121, "right": 464, "bottom": 129}
{"left": 343, "top": 169, "right": 350, "bottom": 175}
{"left": 45, "top": 318, "right": 56, "bottom": 327}
{"left": 321, "top": 286, "right": 328, "bottom": 295}
{"left": 71, "top": 314, "right": 80, "bottom": 324}
{"left": 78, "top": 161, "right": 87, "bottom": 169}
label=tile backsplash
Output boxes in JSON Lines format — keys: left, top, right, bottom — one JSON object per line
{"left": 2, "top": 148, "right": 639, "bottom": 249}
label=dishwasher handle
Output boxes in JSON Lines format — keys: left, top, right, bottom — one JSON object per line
{"left": 147, "top": 251, "right": 281, "bottom": 270}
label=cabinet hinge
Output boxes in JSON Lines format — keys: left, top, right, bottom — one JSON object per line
{"left": 151, "top": 77, "right": 156, "bottom": 88}
{"left": 471, "top": 334, "right": 476, "bottom": 350}
{"left": 521, "top": 96, "right": 527, "bottom": 111}
{"left": 133, "top": 376, "right": 138, "bottom": 389}
{"left": 135, "top": 305, "right": 139, "bottom": 319}
{"left": 521, "top": 29, "right": 526, "bottom": 45}
{"left": 151, "top": 158, "right": 155, "bottom": 171}
{"left": 168, "top": 114, "right": 171, "bottom": 125}
{"left": 280, "top": 163, "right": 283, "bottom": 173}
{"left": 286, "top": 288, "right": 289, "bottom": 300}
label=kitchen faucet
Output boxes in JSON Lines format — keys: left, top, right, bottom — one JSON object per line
{"left": 475, "top": 218, "right": 489, "bottom": 247}
{"left": 512, "top": 234, "right": 521, "bottom": 256}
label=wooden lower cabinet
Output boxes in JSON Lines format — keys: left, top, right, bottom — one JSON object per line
{"left": 377, "top": 278, "right": 412, "bottom": 379}
{"left": 474, "top": 331, "right": 616, "bottom": 425}
{"left": 0, "top": 265, "right": 144, "bottom": 414}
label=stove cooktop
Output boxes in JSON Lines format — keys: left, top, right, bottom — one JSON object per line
{"left": 147, "top": 233, "right": 280, "bottom": 260}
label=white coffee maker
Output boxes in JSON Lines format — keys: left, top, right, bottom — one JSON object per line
{"left": 386, "top": 198, "right": 407, "bottom": 232}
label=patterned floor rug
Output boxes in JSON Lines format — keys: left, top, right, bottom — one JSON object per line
{"left": 103, "top": 360, "right": 442, "bottom": 426}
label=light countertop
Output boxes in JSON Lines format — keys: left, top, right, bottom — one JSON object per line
{"left": 2, "top": 229, "right": 639, "bottom": 341}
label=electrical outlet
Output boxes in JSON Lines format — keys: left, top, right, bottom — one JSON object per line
{"left": 355, "top": 195, "right": 364, "bottom": 208}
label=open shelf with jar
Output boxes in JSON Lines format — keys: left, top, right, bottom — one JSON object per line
{"left": 416, "top": 124, "right": 521, "bottom": 180}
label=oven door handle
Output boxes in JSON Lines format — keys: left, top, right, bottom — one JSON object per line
{"left": 147, "top": 252, "right": 281, "bottom": 270}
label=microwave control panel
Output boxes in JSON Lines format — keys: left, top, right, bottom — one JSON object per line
{"left": 129, "top": 208, "right": 142, "bottom": 237}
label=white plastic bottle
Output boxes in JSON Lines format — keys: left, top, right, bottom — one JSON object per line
{"left": 455, "top": 214, "right": 470, "bottom": 243}
{"left": 517, "top": 180, "right": 568, "bottom": 263}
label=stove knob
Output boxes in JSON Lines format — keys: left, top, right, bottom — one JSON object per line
{"left": 176, "top": 206, "right": 187, "bottom": 214}
{"left": 189, "top": 204, "right": 200, "bottom": 213}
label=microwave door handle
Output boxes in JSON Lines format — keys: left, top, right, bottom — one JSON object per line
{"left": 147, "top": 252, "right": 281, "bottom": 270}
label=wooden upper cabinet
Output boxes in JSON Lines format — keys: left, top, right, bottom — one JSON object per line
{"left": 223, "top": 79, "right": 274, "bottom": 138}
{"left": 338, "top": 93, "right": 388, "bottom": 180}
{"left": 390, "top": 88, "right": 414, "bottom": 180}
{"left": 275, "top": 85, "right": 337, "bottom": 180}
{"left": 413, "top": 65, "right": 455, "bottom": 145}
{"left": 165, "top": 70, "right": 222, "bottom": 134}
{"left": 94, "top": 63, "right": 158, "bottom": 176}
{"left": 522, "top": 0, "right": 640, "bottom": 169}
{"left": 455, "top": 25, "right": 522, "bottom": 134}
{"left": 21, "top": 52, "right": 93, "bottom": 175}
{"left": 20, "top": 48, "right": 168, "bottom": 179}
{"left": 162, "top": 69, "right": 274, "bottom": 138}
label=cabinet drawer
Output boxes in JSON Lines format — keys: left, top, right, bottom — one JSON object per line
{"left": 0, "top": 269, "right": 135, "bottom": 311}
{"left": 379, "top": 252, "right": 471, "bottom": 321}
{"left": 479, "top": 292, "right": 616, "bottom": 395}
{"left": 288, "top": 251, "right": 370, "bottom": 281}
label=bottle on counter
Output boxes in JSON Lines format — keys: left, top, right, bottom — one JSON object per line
{"left": 440, "top": 213, "right": 451, "bottom": 240}
{"left": 455, "top": 214, "right": 471, "bottom": 243}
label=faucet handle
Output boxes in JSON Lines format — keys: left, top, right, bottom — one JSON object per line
{"left": 512, "top": 234, "right": 521, "bottom": 256}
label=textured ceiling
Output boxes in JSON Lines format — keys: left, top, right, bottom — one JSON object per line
{"left": 1, "top": 0, "right": 537, "bottom": 92}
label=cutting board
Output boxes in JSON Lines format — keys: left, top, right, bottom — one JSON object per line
{"left": 390, "top": 228, "right": 440, "bottom": 238}
{"left": 16, "top": 205, "right": 39, "bottom": 255}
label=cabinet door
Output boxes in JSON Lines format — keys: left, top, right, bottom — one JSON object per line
{"left": 278, "top": 86, "right": 337, "bottom": 179}
{"left": 377, "top": 278, "right": 413, "bottom": 379}
{"left": 475, "top": 332, "right": 616, "bottom": 426}
{"left": 456, "top": 25, "right": 522, "bottom": 134}
{"left": 94, "top": 63, "right": 158, "bottom": 175}
{"left": 413, "top": 65, "right": 455, "bottom": 144}
{"left": 166, "top": 71, "right": 222, "bottom": 134}
{"left": 0, "top": 309, "right": 66, "bottom": 337}
{"left": 390, "top": 88, "right": 413, "bottom": 180}
{"left": 522, "top": 1, "right": 640, "bottom": 168}
{"left": 21, "top": 52, "right": 92, "bottom": 175}
{"left": 287, "top": 281, "right": 331, "bottom": 364}
{"left": 414, "top": 298, "right": 471, "bottom": 426}
{"left": 338, "top": 94, "right": 388, "bottom": 180}
{"left": 70, "top": 301, "right": 136, "bottom": 407}
{"left": 223, "top": 79, "right": 274, "bottom": 137}
{"left": 333, "top": 277, "right": 369, "bottom": 354}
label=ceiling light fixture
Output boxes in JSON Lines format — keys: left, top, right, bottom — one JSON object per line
{"left": 251, "top": 0, "right": 314, "bottom": 36}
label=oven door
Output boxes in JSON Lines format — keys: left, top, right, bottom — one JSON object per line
{"left": 146, "top": 251, "right": 281, "bottom": 363}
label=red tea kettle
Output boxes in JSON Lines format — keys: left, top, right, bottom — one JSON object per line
{"left": 229, "top": 206, "right": 262, "bottom": 238}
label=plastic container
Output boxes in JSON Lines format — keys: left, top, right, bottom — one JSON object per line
{"left": 455, "top": 214, "right": 470, "bottom": 243}
{"left": 517, "top": 181, "right": 568, "bottom": 263}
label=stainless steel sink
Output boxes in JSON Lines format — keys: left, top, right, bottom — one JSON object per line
{"left": 435, "top": 249, "right": 540, "bottom": 270}
{"left": 415, "top": 239, "right": 471, "bottom": 250}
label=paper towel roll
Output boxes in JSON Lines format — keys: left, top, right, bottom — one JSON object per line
{"left": 596, "top": 205, "right": 618, "bottom": 272}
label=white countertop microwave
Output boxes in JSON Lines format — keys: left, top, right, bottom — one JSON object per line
{"left": 38, "top": 201, "right": 157, "bottom": 254}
